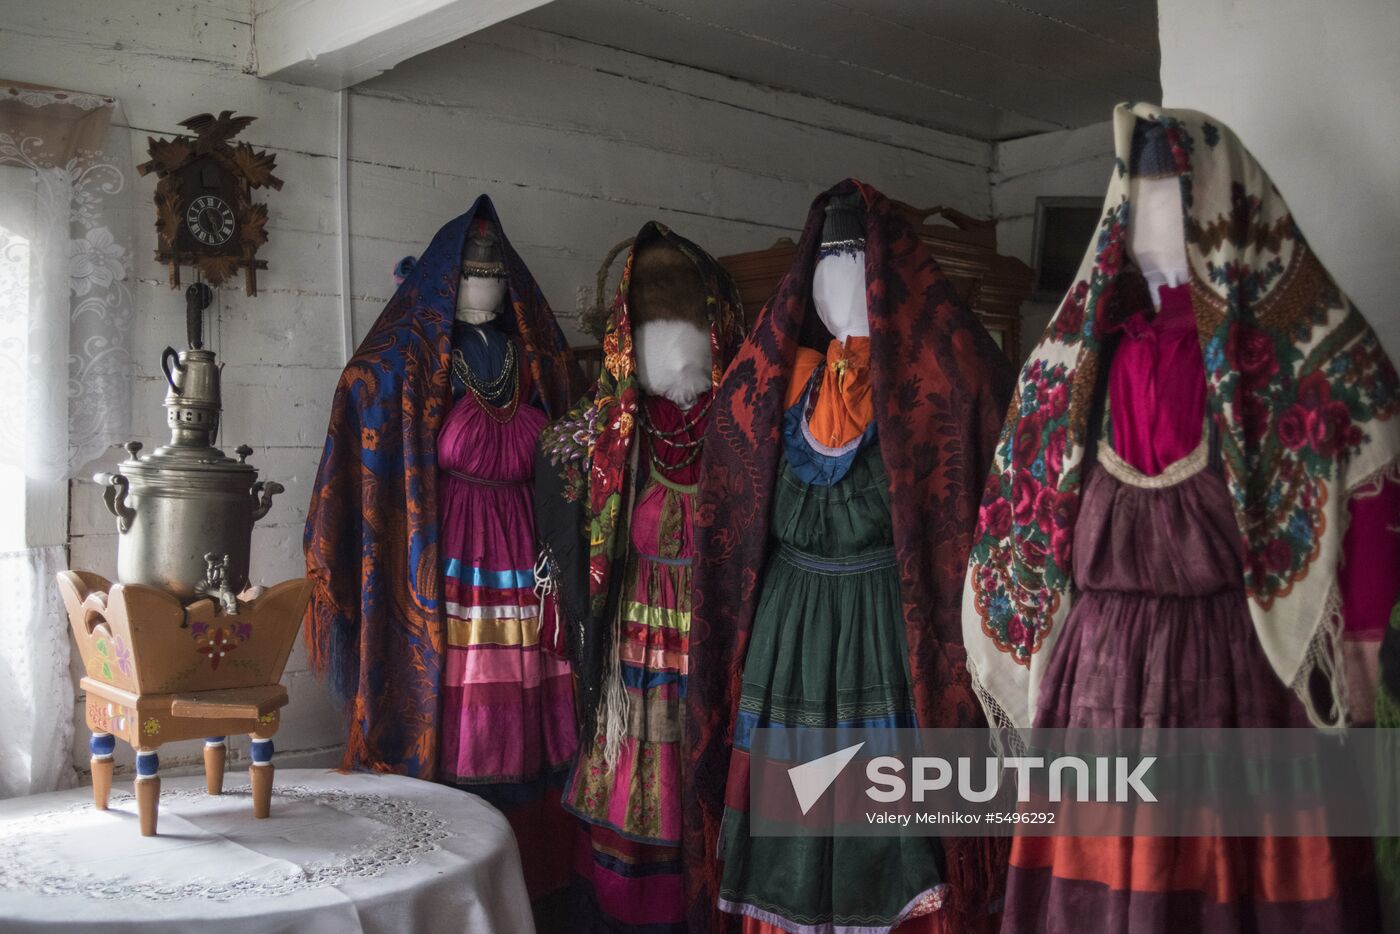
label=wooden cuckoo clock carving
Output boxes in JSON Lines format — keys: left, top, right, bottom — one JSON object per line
{"left": 137, "top": 111, "right": 283, "bottom": 296}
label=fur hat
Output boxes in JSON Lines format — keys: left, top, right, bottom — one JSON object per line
{"left": 629, "top": 240, "right": 709, "bottom": 329}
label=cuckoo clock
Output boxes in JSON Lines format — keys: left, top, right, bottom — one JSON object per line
{"left": 137, "top": 111, "right": 283, "bottom": 296}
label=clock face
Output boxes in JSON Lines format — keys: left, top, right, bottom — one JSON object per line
{"left": 184, "top": 194, "right": 236, "bottom": 247}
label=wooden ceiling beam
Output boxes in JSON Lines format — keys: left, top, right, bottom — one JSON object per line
{"left": 254, "top": 0, "right": 556, "bottom": 89}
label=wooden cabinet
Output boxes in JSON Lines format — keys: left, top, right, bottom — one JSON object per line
{"left": 718, "top": 203, "right": 1033, "bottom": 363}
{"left": 572, "top": 202, "right": 1034, "bottom": 380}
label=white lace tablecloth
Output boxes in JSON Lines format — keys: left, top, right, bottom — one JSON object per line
{"left": 0, "top": 769, "right": 534, "bottom": 933}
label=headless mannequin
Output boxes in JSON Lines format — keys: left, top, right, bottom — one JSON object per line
{"left": 1128, "top": 177, "right": 1190, "bottom": 310}
{"left": 813, "top": 193, "right": 871, "bottom": 342}
{"left": 636, "top": 320, "right": 711, "bottom": 409}
{"left": 452, "top": 263, "right": 512, "bottom": 403}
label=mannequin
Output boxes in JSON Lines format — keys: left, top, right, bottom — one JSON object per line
{"left": 709, "top": 185, "right": 969, "bottom": 932}
{"left": 534, "top": 224, "right": 745, "bottom": 932}
{"left": 812, "top": 192, "right": 872, "bottom": 341}
{"left": 968, "top": 104, "right": 1395, "bottom": 934}
{"left": 1127, "top": 155, "right": 1190, "bottom": 308}
{"left": 450, "top": 229, "right": 513, "bottom": 402}
{"left": 437, "top": 219, "right": 576, "bottom": 900}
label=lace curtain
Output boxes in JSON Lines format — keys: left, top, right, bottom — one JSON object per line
{"left": 0, "top": 82, "right": 134, "bottom": 798}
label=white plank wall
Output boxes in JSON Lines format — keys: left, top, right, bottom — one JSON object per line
{"left": 1160, "top": 0, "right": 1400, "bottom": 360}
{"left": 347, "top": 24, "right": 992, "bottom": 343}
{"left": 991, "top": 120, "right": 1115, "bottom": 354}
{"left": 0, "top": 0, "right": 994, "bottom": 783}
{"left": 2, "top": 0, "right": 350, "bottom": 781}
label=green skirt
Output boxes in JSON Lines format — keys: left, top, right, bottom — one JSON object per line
{"left": 717, "top": 444, "right": 946, "bottom": 931}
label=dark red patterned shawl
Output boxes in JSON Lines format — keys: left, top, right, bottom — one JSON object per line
{"left": 303, "top": 195, "right": 578, "bottom": 778}
{"left": 685, "top": 180, "right": 1014, "bottom": 930}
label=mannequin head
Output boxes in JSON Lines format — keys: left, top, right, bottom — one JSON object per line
{"left": 813, "top": 192, "right": 870, "bottom": 343}
{"left": 1128, "top": 176, "right": 1189, "bottom": 305}
{"left": 629, "top": 240, "right": 712, "bottom": 408}
{"left": 635, "top": 320, "right": 712, "bottom": 408}
{"left": 456, "top": 227, "right": 507, "bottom": 324}
{"left": 1127, "top": 122, "right": 1189, "bottom": 306}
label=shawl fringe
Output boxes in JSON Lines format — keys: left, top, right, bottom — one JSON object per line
{"left": 962, "top": 103, "right": 1400, "bottom": 735}
{"left": 1296, "top": 455, "right": 1400, "bottom": 729}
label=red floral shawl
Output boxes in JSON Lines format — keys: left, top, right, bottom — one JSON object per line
{"left": 535, "top": 221, "right": 746, "bottom": 747}
{"left": 686, "top": 180, "right": 1014, "bottom": 930}
{"left": 303, "top": 196, "right": 577, "bottom": 778}
{"left": 963, "top": 104, "right": 1400, "bottom": 735}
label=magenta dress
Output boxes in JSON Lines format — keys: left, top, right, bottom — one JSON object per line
{"left": 564, "top": 393, "right": 707, "bottom": 931}
{"left": 437, "top": 344, "right": 577, "bottom": 898}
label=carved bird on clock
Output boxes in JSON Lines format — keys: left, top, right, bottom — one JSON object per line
{"left": 179, "top": 111, "right": 256, "bottom": 153}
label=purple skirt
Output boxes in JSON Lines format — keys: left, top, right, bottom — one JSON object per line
{"left": 1002, "top": 455, "right": 1378, "bottom": 933}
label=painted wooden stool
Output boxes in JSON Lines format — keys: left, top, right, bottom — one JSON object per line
{"left": 58, "top": 571, "right": 312, "bottom": 836}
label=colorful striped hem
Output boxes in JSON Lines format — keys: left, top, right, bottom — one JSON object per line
{"left": 623, "top": 599, "right": 692, "bottom": 633}
{"left": 444, "top": 561, "right": 535, "bottom": 588}
{"left": 446, "top": 614, "right": 544, "bottom": 647}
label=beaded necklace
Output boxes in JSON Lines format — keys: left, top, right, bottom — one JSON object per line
{"left": 451, "top": 342, "right": 520, "bottom": 424}
{"left": 640, "top": 393, "right": 710, "bottom": 472}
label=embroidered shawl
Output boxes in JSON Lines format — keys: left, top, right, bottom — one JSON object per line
{"left": 686, "top": 180, "right": 1014, "bottom": 930}
{"left": 963, "top": 103, "right": 1400, "bottom": 734}
{"left": 304, "top": 195, "right": 577, "bottom": 777}
{"left": 534, "top": 221, "right": 745, "bottom": 746}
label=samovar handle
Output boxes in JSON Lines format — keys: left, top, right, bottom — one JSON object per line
{"left": 161, "top": 346, "right": 184, "bottom": 394}
{"left": 250, "top": 479, "right": 285, "bottom": 522}
{"left": 94, "top": 472, "right": 136, "bottom": 534}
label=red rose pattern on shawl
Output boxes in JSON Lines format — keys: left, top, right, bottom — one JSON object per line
{"left": 968, "top": 111, "right": 1400, "bottom": 676}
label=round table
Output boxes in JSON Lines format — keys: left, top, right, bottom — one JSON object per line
{"left": 0, "top": 769, "right": 534, "bottom": 933}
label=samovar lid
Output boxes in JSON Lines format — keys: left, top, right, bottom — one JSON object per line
{"left": 119, "top": 440, "right": 259, "bottom": 477}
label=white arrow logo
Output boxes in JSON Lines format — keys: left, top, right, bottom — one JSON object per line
{"left": 787, "top": 742, "right": 865, "bottom": 815}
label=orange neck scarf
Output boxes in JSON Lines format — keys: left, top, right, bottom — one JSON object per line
{"left": 786, "top": 336, "right": 873, "bottom": 449}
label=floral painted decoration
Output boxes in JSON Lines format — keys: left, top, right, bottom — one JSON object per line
{"left": 962, "top": 103, "right": 1400, "bottom": 733}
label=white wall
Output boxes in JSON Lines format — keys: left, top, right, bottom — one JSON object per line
{"left": 0, "top": 1, "right": 992, "bottom": 783}
{"left": 345, "top": 24, "right": 992, "bottom": 343}
{"left": 991, "top": 120, "right": 1115, "bottom": 352}
{"left": 2, "top": 0, "right": 349, "bottom": 781}
{"left": 1159, "top": 0, "right": 1400, "bottom": 358}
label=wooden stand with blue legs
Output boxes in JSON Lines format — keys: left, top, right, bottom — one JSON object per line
{"left": 82, "top": 683, "right": 288, "bottom": 836}
{"left": 59, "top": 571, "right": 312, "bottom": 838}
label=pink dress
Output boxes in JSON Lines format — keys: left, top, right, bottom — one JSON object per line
{"left": 437, "top": 356, "right": 577, "bottom": 898}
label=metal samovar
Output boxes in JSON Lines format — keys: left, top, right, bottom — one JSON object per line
{"left": 95, "top": 285, "right": 282, "bottom": 611}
